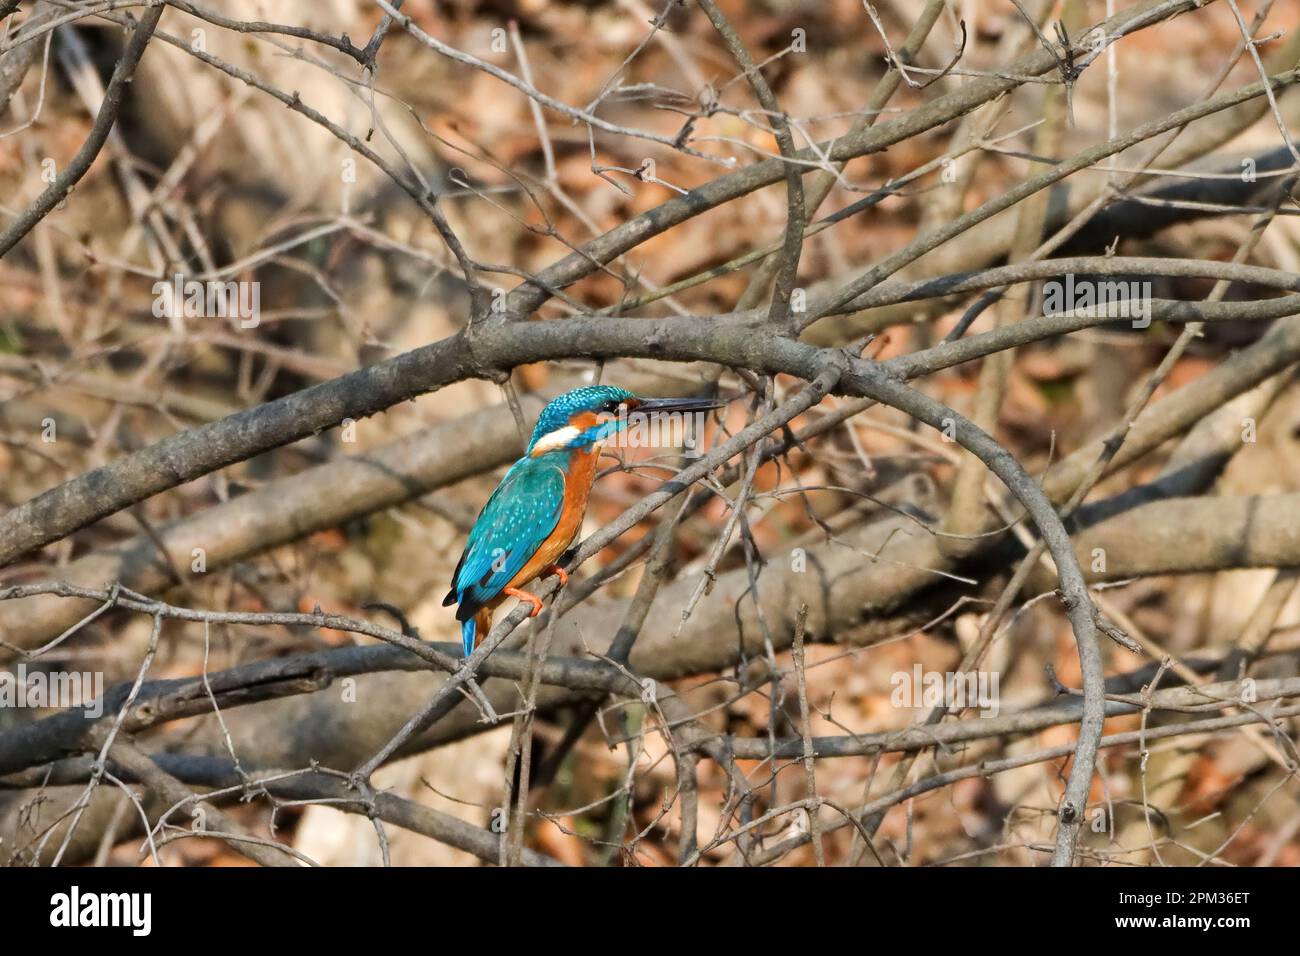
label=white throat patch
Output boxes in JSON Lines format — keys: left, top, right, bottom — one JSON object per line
{"left": 530, "top": 425, "right": 582, "bottom": 456}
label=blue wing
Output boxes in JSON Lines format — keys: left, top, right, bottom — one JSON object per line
{"left": 446, "top": 454, "right": 567, "bottom": 620}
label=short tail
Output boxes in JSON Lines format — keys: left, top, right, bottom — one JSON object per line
{"left": 461, "top": 608, "right": 492, "bottom": 657}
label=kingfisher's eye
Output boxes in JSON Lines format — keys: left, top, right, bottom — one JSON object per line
{"left": 601, "top": 400, "right": 620, "bottom": 412}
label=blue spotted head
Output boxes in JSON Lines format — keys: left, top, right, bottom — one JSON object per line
{"left": 527, "top": 385, "right": 721, "bottom": 457}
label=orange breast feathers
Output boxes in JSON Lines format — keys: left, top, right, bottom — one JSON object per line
{"left": 505, "top": 420, "right": 604, "bottom": 593}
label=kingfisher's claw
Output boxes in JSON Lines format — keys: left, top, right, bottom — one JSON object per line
{"left": 504, "top": 586, "right": 544, "bottom": 618}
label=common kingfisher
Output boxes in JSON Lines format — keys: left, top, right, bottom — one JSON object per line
{"left": 443, "top": 385, "right": 722, "bottom": 656}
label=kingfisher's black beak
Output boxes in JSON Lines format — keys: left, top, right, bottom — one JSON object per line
{"left": 633, "top": 396, "right": 726, "bottom": 414}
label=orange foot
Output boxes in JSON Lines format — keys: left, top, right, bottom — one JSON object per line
{"left": 503, "top": 586, "right": 544, "bottom": 618}
{"left": 542, "top": 564, "right": 570, "bottom": 587}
